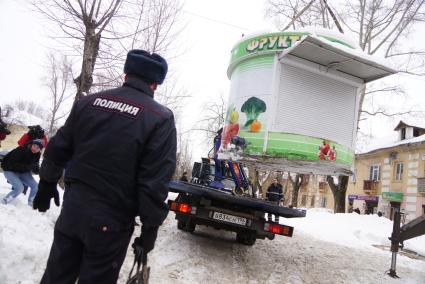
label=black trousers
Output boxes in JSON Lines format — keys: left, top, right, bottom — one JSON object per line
{"left": 40, "top": 200, "right": 134, "bottom": 284}
{"left": 267, "top": 200, "right": 280, "bottom": 223}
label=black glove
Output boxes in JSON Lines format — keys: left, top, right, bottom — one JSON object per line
{"left": 132, "top": 226, "right": 159, "bottom": 260}
{"left": 33, "top": 180, "right": 60, "bottom": 212}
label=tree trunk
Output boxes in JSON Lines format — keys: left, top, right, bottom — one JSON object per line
{"left": 289, "top": 173, "right": 304, "bottom": 207}
{"left": 253, "top": 168, "right": 261, "bottom": 197}
{"left": 326, "top": 175, "right": 349, "bottom": 213}
{"left": 74, "top": 25, "right": 101, "bottom": 100}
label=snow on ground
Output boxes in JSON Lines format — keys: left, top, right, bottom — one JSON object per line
{"left": 1, "top": 176, "right": 424, "bottom": 283}
{"left": 3, "top": 109, "right": 45, "bottom": 129}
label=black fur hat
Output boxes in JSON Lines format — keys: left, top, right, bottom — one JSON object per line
{"left": 28, "top": 125, "right": 45, "bottom": 140}
{"left": 124, "top": 50, "right": 168, "bottom": 84}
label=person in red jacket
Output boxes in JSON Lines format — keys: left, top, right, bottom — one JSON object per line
{"left": 18, "top": 125, "right": 48, "bottom": 148}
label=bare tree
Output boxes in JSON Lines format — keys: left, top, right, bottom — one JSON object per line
{"left": 267, "top": 0, "right": 425, "bottom": 119}
{"left": 194, "top": 92, "right": 227, "bottom": 144}
{"left": 266, "top": 0, "right": 425, "bottom": 212}
{"left": 43, "top": 53, "right": 74, "bottom": 135}
{"left": 174, "top": 129, "right": 193, "bottom": 179}
{"left": 33, "top": 0, "right": 183, "bottom": 101}
{"left": 288, "top": 173, "right": 306, "bottom": 207}
{"left": 326, "top": 175, "right": 349, "bottom": 213}
{"left": 33, "top": 0, "right": 124, "bottom": 100}
{"left": 91, "top": 0, "right": 184, "bottom": 90}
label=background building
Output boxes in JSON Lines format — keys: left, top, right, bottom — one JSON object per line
{"left": 346, "top": 121, "right": 425, "bottom": 222}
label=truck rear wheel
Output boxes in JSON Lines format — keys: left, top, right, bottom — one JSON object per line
{"left": 236, "top": 232, "right": 256, "bottom": 246}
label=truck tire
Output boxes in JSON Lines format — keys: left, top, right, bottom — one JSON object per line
{"left": 177, "top": 220, "right": 186, "bottom": 230}
{"left": 177, "top": 220, "right": 196, "bottom": 233}
{"left": 236, "top": 232, "right": 256, "bottom": 246}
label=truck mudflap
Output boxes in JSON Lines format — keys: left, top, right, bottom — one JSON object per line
{"left": 168, "top": 180, "right": 306, "bottom": 218}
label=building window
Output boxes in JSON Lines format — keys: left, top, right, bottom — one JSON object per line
{"left": 310, "top": 195, "right": 315, "bottom": 207}
{"left": 320, "top": 197, "right": 327, "bottom": 208}
{"left": 413, "top": 128, "right": 419, "bottom": 137}
{"left": 395, "top": 162, "right": 403, "bottom": 181}
{"left": 401, "top": 128, "right": 406, "bottom": 140}
{"left": 369, "top": 165, "right": 381, "bottom": 181}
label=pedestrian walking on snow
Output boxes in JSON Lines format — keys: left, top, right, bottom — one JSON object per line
{"left": 1, "top": 139, "right": 43, "bottom": 206}
{"left": 33, "top": 49, "right": 176, "bottom": 284}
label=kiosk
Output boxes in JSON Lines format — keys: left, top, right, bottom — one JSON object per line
{"left": 219, "top": 29, "right": 397, "bottom": 175}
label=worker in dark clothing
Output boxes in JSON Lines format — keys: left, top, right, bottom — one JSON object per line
{"left": 180, "top": 171, "right": 189, "bottom": 182}
{"left": 266, "top": 178, "right": 283, "bottom": 223}
{"left": 32, "top": 49, "right": 176, "bottom": 284}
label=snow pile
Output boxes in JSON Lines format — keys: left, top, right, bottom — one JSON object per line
{"left": 1, "top": 174, "right": 424, "bottom": 283}
{"left": 3, "top": 109, "right": 45, "bottom": 128}
{"left": 0, "top": 176, "right": 63, "bottom": 284}
{"left": 298, "top": 26, "right": 360, "bottom": 50}
{"left": 283, "top": 208, "right": 425, "bottom": 256}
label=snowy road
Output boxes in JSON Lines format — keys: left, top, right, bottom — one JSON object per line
{"left": 1, "top": 177, "right": 424, "bottom": 284}
{"left": 119, "top": 214, "right": 425, "bottom": 284}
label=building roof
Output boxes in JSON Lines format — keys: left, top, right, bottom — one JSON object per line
{"left": 393, "top": 120, "right": 425, "bottom": 131}
{"left": 358, "top": 133, "right": 425, "bottom": 155}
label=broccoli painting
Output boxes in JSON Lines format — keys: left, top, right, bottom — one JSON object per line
{"left": 241, "top": 96, "right": 266, "bottom": 132}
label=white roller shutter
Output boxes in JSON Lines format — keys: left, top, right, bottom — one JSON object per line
{"left": 273, "top": 63, "right": 357, "bottom": 147}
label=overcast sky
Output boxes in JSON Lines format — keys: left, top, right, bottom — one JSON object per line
{"left": 1, "top": 0, "right": 424, "bottom": 156}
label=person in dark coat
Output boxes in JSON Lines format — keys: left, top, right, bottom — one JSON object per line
{"left": 179, "top": 171, "right": 189, "bottom": 182}
{"left": 1, "top": 139, "right": 43, "bottom": 206}
{"left": 266, "top": 178, "right": 283, "bottom": 222}
{"left": 32, "top": 50, "right": 176, "bottom": 284}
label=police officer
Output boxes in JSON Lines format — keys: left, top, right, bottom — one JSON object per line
{"left": 33, "top": 50, "right": 176, "bottom": 284}
{"left": 266, "top": 178, "right": 283, "bottom": 222}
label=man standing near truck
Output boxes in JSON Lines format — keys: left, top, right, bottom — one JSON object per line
{"left": 266, "top": 178, "right": 283, "bottom": 223}
{"left": 33, "top": 49, "right": 176, "bottom": 284}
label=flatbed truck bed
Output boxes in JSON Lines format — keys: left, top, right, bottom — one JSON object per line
{"left": 168, "top": 180, "right": 306, "bottom": 245}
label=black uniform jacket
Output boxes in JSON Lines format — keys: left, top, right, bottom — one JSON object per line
{"left": 40, "top": 76, "right": 177, "bottom": 227}
{"left": 1, "top": 144, "right": 41, "bottom": 173}
{"left": 266, "top": 183, "right": 283, "bottom": 202}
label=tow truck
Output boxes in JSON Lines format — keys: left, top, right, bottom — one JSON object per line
{"left": 168, "top": 136, "right": 306, "bottom": 246}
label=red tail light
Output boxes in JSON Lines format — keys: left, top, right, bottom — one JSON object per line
{"left": 264, "top": 223, "right": 293, "bottom": 237}
{"left": 169, "top": 201, "right": 192, "bottom": 214}
{"left": 179, "top": 203, "right": 192, "bottom": 213}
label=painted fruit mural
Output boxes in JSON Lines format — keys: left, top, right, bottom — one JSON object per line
{"left": 241, "top": 97, "right": 266, "bottom": 131}
{"left": 222, "top": 105, "right": 240, "bottom": 148}
{"left": 221, "top": 97, "right": 267, "bottom": 148}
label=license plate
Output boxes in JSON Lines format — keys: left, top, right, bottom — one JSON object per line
{"left": 212, "top": 212, "right": 247, "bottom": 226}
